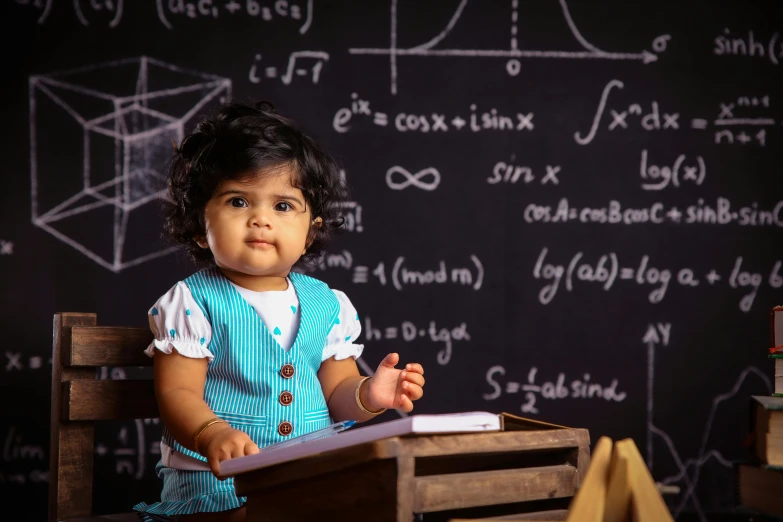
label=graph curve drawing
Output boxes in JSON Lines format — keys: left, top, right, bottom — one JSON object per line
{"left": 29, "top": 56, "right": 232, "bottom": 272}
{"left": 656, "top": 366, "right": 771, "bottom": 519}
{"left": 350, "top": 0, "right": 667, "bottom": 94}
{"left": 646, "top": 325, "right": 771, "bottom": 520}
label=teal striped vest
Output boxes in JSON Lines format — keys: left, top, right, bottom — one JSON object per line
{"left": 161, "top": 268, "right": 339, "bottom": 464}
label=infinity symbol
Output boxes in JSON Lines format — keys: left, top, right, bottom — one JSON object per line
{"left": 385, "top": 166, "right": 441, "bottom": 191}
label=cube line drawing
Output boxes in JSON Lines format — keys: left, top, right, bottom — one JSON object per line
{"left": 29, "top": 56, "right": 232, "bottom": 272}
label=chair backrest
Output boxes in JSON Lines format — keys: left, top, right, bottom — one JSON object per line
{"left": 49, "top": 312, "right": 157, "bottom": 522}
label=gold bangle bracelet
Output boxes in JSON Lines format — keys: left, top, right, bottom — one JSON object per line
{"left": 193, "top": 417, "right": 228, "bottom": 455}
{"left": 355, "top": 376, "right": 386, "bottom": 415}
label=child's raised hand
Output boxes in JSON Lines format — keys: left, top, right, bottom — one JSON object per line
{"left": 199, "top": 425, "right": 259, "bottom": 477}
{"left": 365, "top": 353, "right": 425, "bottom": 413}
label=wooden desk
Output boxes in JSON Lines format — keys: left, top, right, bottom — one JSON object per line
{"left": 233, "top": 427, "right": 590, "bottom": 522}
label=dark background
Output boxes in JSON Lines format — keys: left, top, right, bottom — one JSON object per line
{"left": 1, "top": 1, "right": 782, "bottom": 520}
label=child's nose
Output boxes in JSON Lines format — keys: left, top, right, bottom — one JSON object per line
{"left": 248, "top": 207, "right": 273, "bottom": 227}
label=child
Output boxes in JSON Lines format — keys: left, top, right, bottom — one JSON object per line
{"left": 133, "top": 101, "right": 425, "bottom": 521}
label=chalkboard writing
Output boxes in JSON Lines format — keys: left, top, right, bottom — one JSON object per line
{"left": 2, "top": 1, "right": 782, "bottom": 521}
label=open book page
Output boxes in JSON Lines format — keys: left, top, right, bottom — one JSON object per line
{"left": 220, "top": 411, "right": 501, "bottom": 476}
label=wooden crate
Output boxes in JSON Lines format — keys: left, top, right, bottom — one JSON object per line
{"left": 235, "top": 427, "right": 590, "bottom": 522}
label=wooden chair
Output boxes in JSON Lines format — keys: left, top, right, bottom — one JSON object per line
{"left": 49, "top": 312, "right": 156, "bottom": 522}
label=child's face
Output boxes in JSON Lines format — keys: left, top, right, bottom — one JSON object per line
{"left": 196, "top": 166, "right": 315, "bottom": 291}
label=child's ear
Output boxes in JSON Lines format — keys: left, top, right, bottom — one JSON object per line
{"left": 303, "top": 217, "right": 323, "bottom": 253}
{"left": 194, "top": 235, "right": 209, "bottom": 249}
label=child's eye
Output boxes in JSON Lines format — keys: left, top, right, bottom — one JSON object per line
{"left": 275, "top": 202, "right": 293, "bottom": 212}
{"left": 228, "top": 197, "right": 247, "bottom": 208}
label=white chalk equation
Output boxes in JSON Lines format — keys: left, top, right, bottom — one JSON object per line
{"left": 95, "top": 419, "right": 161, "bottom": 479}
{"left": 360, "top": 257, "right": 483, "bottom": 291}
{"left": 316, "top": 251, "right": 484, "bottom": 291}
{"left": 356, "top": 161, "right": 564, "bottom": 193}
{"left": 4, "top": 352, "right": 50, "bottom": 372}
{"left": 335, "top": 201, "right": 363, "bottom": 233}
{"left": 575, "top": 79, "right": 680, "bottom": 145}
{"left": 639, "top": 150, "right": 705, "bottom": 191}
{"left": 248, "top": 51, "right": 328, "bottom": 86}
{"left": 533, "top": 247, "right": 782, "bottom": 312}
{"left": 349, "top": 0, "right": 666, "bottom": 94}
{"left": 364, "top": 317, "right": 470, "bottom": 366}
{"left": 714, "top": 28, "right": 782, "bottom": 65}
{"left": 12, "top": 0, "right": 119, "bottom": 27}
{"left": 386, "top": 166, "right": 441, "bottom": 191}
{"left": 576, "top": 79, "right": 778, "bottom": 147}
{"left": 0, "top": 468, "right": 48, "bottom": 485}
{"left": 14, "top": 0, "right": 126, "bottom": 27}
{"left": 0, "top": 425, "right": 48, "bottom": 485}
{"left": 155, "top": 0, "right": 313, "bottom": 32}
{"left": 483, "top": 366, "right": 627, "bottom": 415}
{"left": 2, "top": 425, "right": 45, "bottom": 463}
{"left": 489, "top": 160, "right": 562, "bottom": 186}
{"left": 523, "top": 197, "right": 783, "bottom": 227}
{"left": 642, "top": 322, "right": 670, "bottom": 472}
{"left": 709, "top": 94, "right": 775, "bottom": 147}
{"left": 333, "top": 94, "right": 534, "bottom": 134}
{"left": 14, "top": 0, "right": 314, "bottom": 31}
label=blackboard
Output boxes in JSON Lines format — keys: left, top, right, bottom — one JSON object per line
{"left": 2, "top": 1, "right": 782, "bottom": 520}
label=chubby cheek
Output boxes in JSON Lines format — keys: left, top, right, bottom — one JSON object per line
{"left": 201, "top": 219, "right": 218, "bottom": 250}
{"left": 207, "top": 224, "right": 237, "bottom": 253}
{"left": 202, "top": 220, "right": 232, "bottom": 255}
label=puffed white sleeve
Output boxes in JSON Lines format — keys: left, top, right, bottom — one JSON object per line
{"left": 143, "top": 281, "right": 215, "bottom": 361}
{"left": 321, "top": 289, "right": 365, "bottom": 362}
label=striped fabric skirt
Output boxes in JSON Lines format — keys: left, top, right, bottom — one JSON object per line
{"left": 132, "top": 461, "right": 246, "bottom": 520}
{"left": 133, "top": 410, "right": 331, "bottom": 518}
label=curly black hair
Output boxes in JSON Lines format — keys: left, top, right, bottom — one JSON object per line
{"left": 163, "top": 100, "right": 348, "bottom": 271}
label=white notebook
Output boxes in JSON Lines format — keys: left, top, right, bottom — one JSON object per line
{"left": 219, "top": 411, "right": 501, "bottom": 476}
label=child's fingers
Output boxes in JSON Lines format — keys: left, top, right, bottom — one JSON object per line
{"left": 402, "top": 381, "right": 423, "bottom": 401}
{"left": 222, "top": 439, "right": 252, "bottom": 460}
{"left": 380, "top": 352, "right": 399, "bottom": 369}
{"left": 404, "top": 363, "right": 424, "bottom": 375}
{"left": 245, "top": 440, "right": 260, "bottom": 455}
{"left": 401, "top": 371, "right": 425, "bottom": 387}
{"left": 398, "top": 393, "right": 414, "bottom": 413}
{"left": 208, "top": 456, "right": 221, "bottom": 477}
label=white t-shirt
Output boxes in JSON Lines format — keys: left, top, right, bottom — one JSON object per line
{"left": 144, "top": 277, "right": 364, "bottom": 362}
